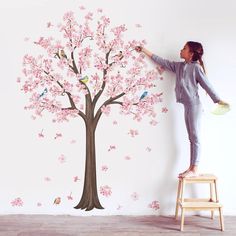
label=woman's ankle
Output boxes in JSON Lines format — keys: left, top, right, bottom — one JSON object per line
{"left": 190, "top": 165, "right": 198, "bottom": 173}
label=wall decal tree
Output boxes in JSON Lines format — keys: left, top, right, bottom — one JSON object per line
{"left": 20, "top": 9, "right": 163, "bottom": 211}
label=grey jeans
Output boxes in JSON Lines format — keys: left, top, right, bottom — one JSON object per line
{"left": 183, "top": 103, "right": 202, "bottom": 166}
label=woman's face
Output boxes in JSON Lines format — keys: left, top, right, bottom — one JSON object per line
{"left": 180, "top": 44, "right": 193, "bottom": 62}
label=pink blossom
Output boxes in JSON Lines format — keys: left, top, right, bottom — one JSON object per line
{"left": 156, "top": 65, "right": 165, "bottom": 75}
{"left": 100, "top": 185, "right": 112, "bottom": 197}
{"left": 11, "top": 197, "right": 23, "bottom": 207}
{"left": 79, "top": 5, "right": 86, "bottom": 10}
{"left": 148, "top": 200, "right": 160, "bottom": 210}
{"left": 85, "top": 12, "right": 93, "bottom": 21}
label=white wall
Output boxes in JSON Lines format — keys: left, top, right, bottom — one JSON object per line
{"left": 0, "top": 0, "right": 235, "bottom": 215}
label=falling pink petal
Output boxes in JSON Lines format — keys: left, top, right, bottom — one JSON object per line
{"left": 131, "top": 192, "right": 139, "bottom": 201}
{"left": 46, "top": 22, "right": 53, "bottom": 28}
{"left": 97, "top": 8, "right": 103, "bottom": 13}
{"left": 113, "top": 120, "right": 118, "bottom": 125}
{"left": 31, "top": 115, "right": 36, "bottom": 120}
{"left": 124, "top": 155, "right": 131, "bottom": 160}
{"left": 101, "top": 165, "right": 108, "bottom": 172}
{"left": 146, "top": 147, "right": 152, "bottom": 152}
{"left": 54, "top": 133, "right": 62, "bottom": 139}
{"left": 38, "top": 129, "right": 44, "bottom": 138}
{"left": 16, "top": 77, "right": 21, "bottom": 83}
{"left": 117, "top": 205, "right": 122, "bottom": 210}
{"left": 156, "top": 65, "right": 165, "bottom": 75}
{"left": 100, "top": 185, "right": 112, "bottom": 197}
{"left": 24, "top": 37, "right": 30, "bottom": 41}
{"left": 150, "top": 120, "right": 158, "bottom": 126}
{"left": 108, "top": 145, "right": 116, "bottom": 152}
{"left": 37, "top": 202, "right": 42, "bottom": 207}
{"left": 128, "top": 129, "right": 139, "bottom": 137}
{"left": 73, "top": 176, "right": 80, "bottom": 182}
{"left": 58, "top": 154, "right": 66, "bottom": 163}
{"left": 11, "top": 197, "right": 23, "bottom": 207}
{"left": 148, "top": 200, "right": 160, "bottom": 210}
{"left": 44, "top": 177, "right": 51, "bottom": 182}
{"left": 162, "top": 107, "right": 168, "bottom": 113}
{"left": 79, "top": 5, "right": 86, "bottom": 10}
{"left": 67, "top": 192, "right": 73, "bottom": 200}
{"left": 135, "top": 23, "right": 142, "bottom": 28}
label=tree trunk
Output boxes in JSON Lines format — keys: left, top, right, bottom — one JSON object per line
{"left": 74, "top": 120, "right": 104, "bottom": 211}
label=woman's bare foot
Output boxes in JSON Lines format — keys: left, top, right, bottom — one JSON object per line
{"left": 178, "top": 167, "right": 191, "bottom": 177}
{"left": 180, "top": 165, "right": 199, "bottom": 178}
{"left": 181, "top": 170, "right": 199, "bottom": 178}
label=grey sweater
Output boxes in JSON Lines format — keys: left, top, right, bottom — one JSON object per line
{"left": 151, "top": 54, "right": 221, "bottom": 105}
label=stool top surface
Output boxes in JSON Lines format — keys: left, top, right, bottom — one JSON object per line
{"left": 179, "top": 173, "right": 217, "bottom": 180}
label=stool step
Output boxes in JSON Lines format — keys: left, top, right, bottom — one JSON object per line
{"left": 180, "top": 201, "right": 222, "bottom": 210}
{"left": 182, "top": 198, "right": 215, "bottom": 202}
{"left": 180, "top": 174, "right": 217, "bottom": 182}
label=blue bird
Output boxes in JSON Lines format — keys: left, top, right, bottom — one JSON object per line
{"left": 140, "top": 91, "right": 148, "bottom": 100}
{"left": 39, "top": 88, "right": 48, "bottom": 98}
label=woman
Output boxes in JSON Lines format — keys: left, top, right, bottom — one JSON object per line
{"left": 135, "top": 42, "right": 228, "bottom": 177}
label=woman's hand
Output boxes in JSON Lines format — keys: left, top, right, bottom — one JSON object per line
{"left": 135, "top": 46, "right": 153, "bottom": 58}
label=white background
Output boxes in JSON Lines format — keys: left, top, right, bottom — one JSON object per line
{"left": 0, "top": 0, "right": 235, "bottom": 215}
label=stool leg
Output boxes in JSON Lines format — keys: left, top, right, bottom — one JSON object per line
{"left": 210, "top": 183, "right": 214, "bottom": 219}
{"left": 180, "top": 208, "right": 185, "bottom": 231}
{"left": 219, "top": 207, "right": 224, "bottom": 231}
{"left": 214, "top": 180, "right": 219, "bottom": 202}
{"left": 175, "top": 179, "right": 182, "bottom": 219}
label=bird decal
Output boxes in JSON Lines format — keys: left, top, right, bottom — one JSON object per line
{"left": 53, "top": 197, "right": 61, "bottom": 205}
{"left": 79, "top": 75, "right": 89, "bottom": 83}
{"left": 112, "top": 51, "right": 124, "bottom": 60}
{"left": 39, "top": 88, "right": 48, "bottom": 99}
{"left": 59, "top": 49, "right": 67, "bottom": 59}
{"left": 139, "top": 91, "right": 148, "bottom": 100}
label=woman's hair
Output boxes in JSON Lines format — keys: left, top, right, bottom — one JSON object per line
{"left": 187, "top": 41, "right": 206, "bottom": 73}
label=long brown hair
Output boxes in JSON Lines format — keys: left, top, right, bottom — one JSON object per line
{"left": 187, "top": 41, "right": 206, "bottom": 73}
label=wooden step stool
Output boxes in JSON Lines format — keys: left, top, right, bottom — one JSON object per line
{"left": 175, "top": 174, "right": 224, "bottom": 231}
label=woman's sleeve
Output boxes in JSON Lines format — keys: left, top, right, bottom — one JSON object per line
{"left": 151, "top": 54, "right": 177, "bottom": 73}
{"left": 195, "top": 65, "right": 221, "bottom": 103}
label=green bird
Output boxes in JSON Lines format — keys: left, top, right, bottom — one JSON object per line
{"left": 79, "top": 75, "right": 89, "bottom": 83}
